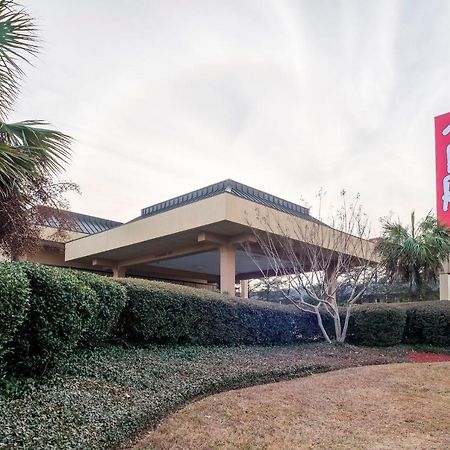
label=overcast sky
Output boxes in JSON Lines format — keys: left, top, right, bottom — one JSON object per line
{"left": 13, "top": 0, "right": 450, "bottom": 231}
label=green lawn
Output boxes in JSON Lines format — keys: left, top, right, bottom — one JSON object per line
{"left": 0, "top": 344, "right": 408, "bottom": 450}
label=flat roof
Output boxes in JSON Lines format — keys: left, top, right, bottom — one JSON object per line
{"left": 140, "top": 179, "right": 311, "bottom": 221}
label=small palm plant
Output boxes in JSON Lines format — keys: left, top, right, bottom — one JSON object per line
{"left": 376, "top": 212, "right": 450, "bottom": 295}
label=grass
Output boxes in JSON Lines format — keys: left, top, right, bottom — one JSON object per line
{"left": 141, "top": 362, "right": 450, "bottom": 450}
{"left": 0, "top": 343, "right": 409, "bottom": 450}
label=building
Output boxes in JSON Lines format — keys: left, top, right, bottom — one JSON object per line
{"left": 23, "top": 179, "right": 376, "bottom": 297}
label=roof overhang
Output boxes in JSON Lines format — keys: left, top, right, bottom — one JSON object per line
{"left": 65, "top": 193, "right": 377, "bottom": 279}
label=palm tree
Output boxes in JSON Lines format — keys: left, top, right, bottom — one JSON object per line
{"left": 0, "top": 1, "right": 74, "bottom": 258}
{"left": 376, "top": 212, "right": 450, "bottom": 295}
{"left": 0, "top": 0, "right": 71, "bottom": 198}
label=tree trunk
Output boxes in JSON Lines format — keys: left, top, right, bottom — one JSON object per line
{"left": 339, "top": 305, "right": 353, "bottom": 343}
{"left": 315, "top": 308, "right": 332, "bottom": 344}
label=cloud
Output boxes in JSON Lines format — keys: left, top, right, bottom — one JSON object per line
{"left": 14, "top": 0, "right": 450, "bottom": 231}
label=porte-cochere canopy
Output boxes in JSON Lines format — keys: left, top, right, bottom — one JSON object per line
{"left": 64, "top": 179, "right": 377, "bottom": 294}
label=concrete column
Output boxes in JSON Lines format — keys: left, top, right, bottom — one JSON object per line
{"left": 439, "top": 273, "right": 450, "bottom": 300}
{"left": 219, "top": 245, "right": 236, "bottom": 295}
{"left": 112, "top": 265, "right": 127, "bottom": 278}
{"left": 240, "top": 280, "right": 249, "bottom": 299}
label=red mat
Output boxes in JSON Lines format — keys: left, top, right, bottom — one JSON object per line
{"left": 408, "top": 351, "right": 450, "bottom": 363}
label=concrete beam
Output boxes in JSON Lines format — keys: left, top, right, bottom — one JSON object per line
{"left": 92, "top": 257, "right": 116, "bottom": 268}
{"left": 197, "top": 231, "right": 227, "bottom": 245}
{"left": 228, "top": 233, "right": 257, "bottom": 247}
{"left": 145, "top": 264, "right": 220, "bottom": 283}
{"left": 119, "top": 244, "right": 217, "bottom": 268}
{"left": 198, "top": 231, "right": 257, "bottom": 247}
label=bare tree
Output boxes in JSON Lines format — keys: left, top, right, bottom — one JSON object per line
{"left": 244, "top": 191, "right": 377, "bottom": 343}
{"left": 0, "top": 177, "right": 79, "bottom": 259}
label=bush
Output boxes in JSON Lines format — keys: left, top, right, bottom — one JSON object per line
{"left": 403, "top": 301, "right": 450, "bottom": 346}
{"left": 0, "top": 263, "right": 30, "bottom": 363}
{"left": 115, "top": 278, "right": 324, "bottom": 345}
{"left": 346, "top": 304, "right": 407, "bottom": 346}
{"left": 6, "top": 263, "right": 98, "bottom": 376}
{"left": 74, "top": 271, "right": 127, "bottom": 346}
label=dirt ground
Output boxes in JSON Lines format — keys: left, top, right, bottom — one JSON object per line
{"left": 136, "top": 362, "right": 450, "bottom": 450}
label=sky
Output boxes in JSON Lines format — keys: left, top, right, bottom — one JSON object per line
{"left": 13, "top": 0, "right": 450, "bottom": 232}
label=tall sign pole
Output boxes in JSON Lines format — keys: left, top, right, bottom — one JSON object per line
{"left": 435, "top": 112, "right": 450, "bottom": 300}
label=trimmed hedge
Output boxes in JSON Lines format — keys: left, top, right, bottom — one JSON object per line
{"left": 74, "top": 271, "right": 127, "bottom": 346}
{"left": 1, "top": 261, "right": 450, "bottom": 380}
{"left": 402, "top": 301, "right": 450, "bottom": 346}
{"left": 346, "top": 304, "right": 407, "bottom": 346}
{"left": 115, "top": 278, "right": 325, "bottom": 345}
{"left": 345, "top": 300, "right": 450, "bottom": 347}
{"left": 6, "top": 263, "right": 98, "bottom": 376}
{"left": 0, "top": 263, "right": 30, "bottom": 362}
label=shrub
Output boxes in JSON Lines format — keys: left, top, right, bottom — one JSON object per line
{"left": 6, "top": 263, "right": 98, "bottom": 376}
{"left": 346, "top": 304, "right": 407, "bottom": 346}
{"left": 0, "top": 263, "right": 30, "bottom": 362}
{"left": 115, "top": 278, "right": 324, "bottom": 345}
{"left": 74, "top": 271, "right": 127, "bottom": 346}
{"left": 403, "top": 301, "right": 450, "bottom": 346}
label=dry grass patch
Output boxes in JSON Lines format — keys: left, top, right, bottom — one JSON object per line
{"left": 139, "top": 362, "right": 450, "bottom": 450}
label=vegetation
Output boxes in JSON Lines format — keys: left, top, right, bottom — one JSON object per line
{"left": 0, "top": 344, "right": 408, "bottom": 450}
{"left": 0, "top": 261, "right": 449, "bottom": 448}
{"left": 402, "top": 301, "right": 450, "bottom": 346}
{"left": 140, "top": 362, "right": 450, "bottom": 450}
{"left": 75, "top": 271, "right": 127, "bottom": 346}
{"left": 0, "top": 0, "right": 75, "bottom": 258}
{"left": 0, "top": 262, "right": 29, "bottom": 362}
{"left": 116, "top": 278, "right": 324, "bottom": 346}
{"left": 346, "top": 304, "right": 407, "bottom": 346}
{"left": 376, "top": 212, "right": 450, "bottom": 295}
{"left": 5, "top": 263, "right": 98, "bottom": 376}
{"left": 1, "top": 262, "right": 449, "bottom": 380}
{"left": 346, "top": 301, "right": 450, "bottom": 347}
{"left": 246, "top": 192, "right": 377, "bottom": 343}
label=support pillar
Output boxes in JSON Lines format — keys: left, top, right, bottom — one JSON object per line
{"left": 439, "top": 273, "right": 450, "bottom": 300}
{"left": 219, "top": 245, "right": 236, "bottom": 295}
{"left": 240, "top": 280, "right": 249, "bottom": 299}
{"left": 112, "top": 265, "right": 127, "bottom": 278}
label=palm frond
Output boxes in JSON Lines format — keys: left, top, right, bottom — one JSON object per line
{"left": 376, "top": 212, "right": 450, "bottom": 291}
{"left": 0, "top": 120, "right": 72, "bottom": 175}
{"left": 0, "top": 0, "right": 38, "bottom": 115}
{"left": 0, "top": 142, "right": 34, "bottom": 194}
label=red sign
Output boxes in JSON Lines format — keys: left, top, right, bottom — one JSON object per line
{"left": 435, "top": 112, "right": 450, "bottom": 227}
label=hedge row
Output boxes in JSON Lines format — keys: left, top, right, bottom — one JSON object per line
{"left": 0, "top": 263, "right": 127, "bottom": 377}
{"left": 115, "top": 278, "right": 323, "bottom": 346}
{"left": 1, "top": 262, "right": 449, "bottom": 378}
{"left": 0, "top": 264, "right": 30, "bottom": 362}
{"left": 1, "top": 263, "right": 324, "bottom": 377}
{"left": 346, "top": 301, "right": 450, "bottom": 347}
